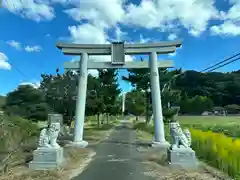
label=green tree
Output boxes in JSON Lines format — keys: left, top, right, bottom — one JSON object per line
{"left": 4, "top": 85, "right": 49, "bottom": 121}
{"left": 225, "top": 104, "right": 240, "bottom": 114}
{"left": 40, "top": 71, "right": 78, "bottom": 125}
{"left": 98, "top": 69, "right": 121, "bottom": 124}
{"left": 174, "top": 70, "right": 240, "bottom": 106}
{"left": 0, "top": 95, "right": 5, "bottom": 110}
{"left": 123, "top": 66, "right": 181, "bottom": 123}
{"left": 125, "top": 90, "right": 146, "bottom": 120}
{"left": 85, "top": 74, "right": 104, "bottom": 127}
{"left": 179, "top": 95, "right": 213, "bottom": 115}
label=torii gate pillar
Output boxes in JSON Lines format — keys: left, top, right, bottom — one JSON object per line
{"left": 72, "top": 53, "right": 88, "bottom": 147}
{"left": 150, "top": 52, "right": 168, "bottom": 146}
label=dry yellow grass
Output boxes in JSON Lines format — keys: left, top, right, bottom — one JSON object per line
{"left": 0, "top": 123, "right": 115, "bottom": 180}
{"left": 0, "top": 147, "right": 95, "bottom": 180}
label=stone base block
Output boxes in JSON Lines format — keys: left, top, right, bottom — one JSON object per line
{"left": 29, "top": 147, "right": 64, "bottom": 170}
{"left": 152, "top": 141, "right": 170, "bottom": 149}
{"left": 167, "top": 147, "right": 198, "bottom": 169}
{"left": 66, "top": 140, "right": 88, "bottom": 148}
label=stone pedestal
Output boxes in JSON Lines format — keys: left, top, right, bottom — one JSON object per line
{"left": 167, "top": 148, "right": 198, "bottom": 169}
{"left": 152, "top": 141, "right": 170, "bottom": 148}
{"left": 66, "top": 140, "right": 88, "bottom": 148}
{"left": 29, "top": 147, "right": 64, "bottom": 170}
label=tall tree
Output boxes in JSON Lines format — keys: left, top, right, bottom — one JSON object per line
{"left": 125, "top": 90, "right": 146, "bottom": 121}
{"left": 40, "top": 71, "right": 78, "bottom": 125}
{"left": 98, "top": 69, "right": 121, "bottom": 124}
{"left": 85, "top": 74, "right": 104, "bottom": 127}
{"left": 122, "top": 62, "right": 180, "bottom": 123}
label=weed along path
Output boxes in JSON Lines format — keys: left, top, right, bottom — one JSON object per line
{"left": 72, "top": 121, "right": 154, "bottom": 180}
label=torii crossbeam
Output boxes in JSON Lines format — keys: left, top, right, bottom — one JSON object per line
{"left": 56, "top": 40, "right": 182, "bottom": 148}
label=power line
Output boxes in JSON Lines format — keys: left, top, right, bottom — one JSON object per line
{"left": 200, "top": 52, "right": 240, "bottom": 73}
{"left": 206, "top": 57, "right": 240, "bottom": 72}
{"left": 7, "top": 61, "right": 40, "bottom": 88}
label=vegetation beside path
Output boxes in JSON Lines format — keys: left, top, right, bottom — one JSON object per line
{"left": 133, "top": 118, "right": 233, "bottom": 180}
{"left": 0, "top": 115, "right": 118, "bottom": 180}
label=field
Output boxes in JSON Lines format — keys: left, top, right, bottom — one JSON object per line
{"left": 177, "top": 115, "right": 240, "bottom": 125}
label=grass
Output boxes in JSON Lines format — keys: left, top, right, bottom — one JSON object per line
{"left": 150, "top": 115, "right": 240, "bottom": 138}
{"left": 135, "top": 115, "right": 240, "bottom": 139}
{"left": 176, "top": 116, "right": 240, "bottom": 138}
{"left": 177, "top": 116, "right": 240, "bottom": 125}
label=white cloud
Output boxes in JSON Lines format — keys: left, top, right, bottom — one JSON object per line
{"left": 210, "top": 21, "right": 240, "bottom": 36}
{"left": 70, "top": 68, "right": 99, "bottom": 78}
{"left": 223, "top": 0, "right": 240, "bottom": 21}
{"left": 88, "top": 69, "right": 99, "bottom": 77}
{"left": 64, "top": 0, "right": 125, "bottom": 28}
{"left": 6, "top": 41, "right": 43, "bottom": 52}
{"left": 115, "top": 26, "right": 128, "bottom": 41}
{"left": 0, "top": 53, "right": 11, "bottom": 70}
{"left": 168, "top": 52, "right": 177, "bottom": 57}
{"left": 6, "top": 40, "right": 22, "bottom": 50}
{"left": 68, "top": 23, "right": 108, "bottom": 44}
{"left": 25, "top": 45, "right": 42, "bottom": 52}
{"left": 210, "top": 0, "right": 240, "bottom": 36}
{"left": 124, "top": 0, "right": 219, "bottom": 36}
{"left": 19, "top": 81, "right": 40, "bottom": 89}
{"left": 139, "top": 34, "right": 151, "bottom": 43}
{"left": 3, "top": 0, "right": 55, "bottom": 22}
{"left": 167, "top": 33, "right": 177, "bottom": 40}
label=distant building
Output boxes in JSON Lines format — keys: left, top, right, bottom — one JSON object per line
{"left": 202, "top": 111, "right": 209, "bottom": 116}
{"left": 212, "top": 107, "right": 227, "bottom": 116}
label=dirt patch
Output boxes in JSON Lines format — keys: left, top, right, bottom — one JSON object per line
{"left": 0, "top": 147, "right": 95, "bottom": 180}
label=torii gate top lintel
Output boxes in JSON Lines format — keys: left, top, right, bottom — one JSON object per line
{"left": 57, "top": 40, "right": 182, "bottom": 70}
{"left": 56, "top": 40, "right": 182, "bottom": 56}
{"left": 56, "top": 40, "right": 182, "bottom": 49}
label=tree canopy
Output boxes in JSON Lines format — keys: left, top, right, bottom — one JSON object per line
{"left": 3, "top": 67, "right": 240, "bottom": 124}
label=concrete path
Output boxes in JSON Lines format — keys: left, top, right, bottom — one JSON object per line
{"left": 72, "top": 120, "right": 154, "bottom": 180}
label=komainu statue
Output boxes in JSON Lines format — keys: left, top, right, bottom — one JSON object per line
{"left": 38, "top": 122, "right": 61, "bottom": 148}
{"left": 38, "top": 128, "right": 51, "bottom": 148}
{"left": 170, "top": 121, "right": 192, "bottom": 149}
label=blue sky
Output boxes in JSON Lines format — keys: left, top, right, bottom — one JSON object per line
{"left": 0, "top": 0, "right": 240, "bottom": 96}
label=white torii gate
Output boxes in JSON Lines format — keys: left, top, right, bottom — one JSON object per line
{"left": 56, "top": 41, "right": 182, "bottom": 148}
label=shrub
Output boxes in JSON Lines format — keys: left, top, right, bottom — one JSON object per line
{"left": 0, "top": 115, "right": 40, "bottom": 153}
{"left": 190, "top": 129, "right": 240, "bottom": 178}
